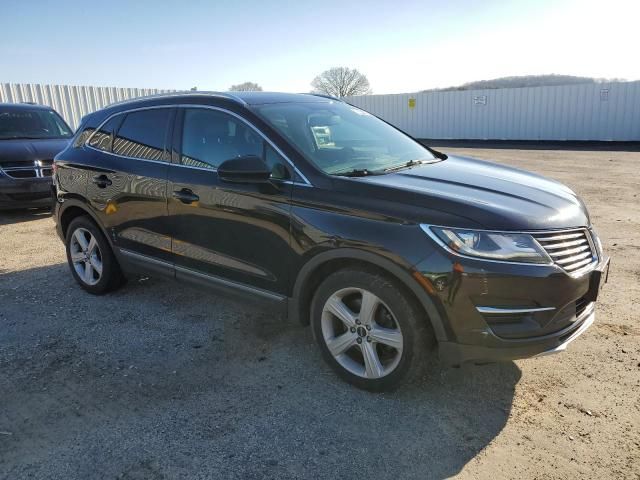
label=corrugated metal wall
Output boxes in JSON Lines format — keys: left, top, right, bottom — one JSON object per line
{"left": 3, "top": 82, "right": 639, "bottom": 140}
{"left": 346, "top": 81, "right": 640, "bottom": 141}
{"left": 0, "top": 83, "right": 175, "bottom": 129}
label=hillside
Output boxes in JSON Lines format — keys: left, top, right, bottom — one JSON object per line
{"left": 424, "top": 74, "right": 624, "bottom": 92}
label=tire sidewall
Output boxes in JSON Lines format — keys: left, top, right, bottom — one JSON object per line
{"left": 311, "top": 268, "right": 432, "bottom": 391}
{"left": 65, "top": 216, "right": 119, "bottom": 294}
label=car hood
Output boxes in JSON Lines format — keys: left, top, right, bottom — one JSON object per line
{"left": 357, "top": 155, "right": 590, "bottom": 231}
{"left": 0, "top": 138, "right": 70, "bottom": 165}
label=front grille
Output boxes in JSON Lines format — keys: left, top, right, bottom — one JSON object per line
{"left": 0, "top": 159, "right": 53, "bottom": 179}
{"left": 533, "top": 229, "right": 597, "bottom": 273}
{"left": 5, "top": 169, "right": 37, "bottom": 178}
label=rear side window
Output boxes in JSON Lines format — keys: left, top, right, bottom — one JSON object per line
{"left": 113, "top": 109, "right": 170, "bottom": 161}
{"left": 87, "top": 115, "right": 122, "bottom": 151}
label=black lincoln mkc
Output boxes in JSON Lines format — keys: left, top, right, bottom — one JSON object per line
{"left": 52, "top": 92, "right": 609, "bottom": 391}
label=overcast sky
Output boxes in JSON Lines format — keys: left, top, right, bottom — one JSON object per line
{"left": 1, "top": 0, "right": 637, "bottom": 94}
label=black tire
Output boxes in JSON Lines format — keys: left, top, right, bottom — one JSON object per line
{"left": 311, "top": 267, "right": 435, "bottom": 392}
{"left": 65, "top": 215, "right": 125, "bottom": 294}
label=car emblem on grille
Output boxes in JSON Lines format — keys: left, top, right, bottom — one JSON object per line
{"left": 34, "top": 160, "right": 45, "bottom": 178}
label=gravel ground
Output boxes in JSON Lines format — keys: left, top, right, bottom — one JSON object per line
{"left": 1, "top": 147, "right": 638, "bottom": 479}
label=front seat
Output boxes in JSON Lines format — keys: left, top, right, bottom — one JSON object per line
{"left": 199, "top": 118, "right": 239, "bottom": 167}
{"left": 182, "top": 112, "right": 240, "bottom": 168}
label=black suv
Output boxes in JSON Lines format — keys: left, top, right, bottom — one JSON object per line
{"left": 0, "top": 103, "right": 72, "bottom": 209}
{"left": 52, "top": 92, "right": 609, "bottom": 391}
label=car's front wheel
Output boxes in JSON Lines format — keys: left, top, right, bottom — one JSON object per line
{"left": 65, "top": 216, "right": 124, "bottom": 294}
{"left": 311, "top": 268, "right": 435, "bottom": 391}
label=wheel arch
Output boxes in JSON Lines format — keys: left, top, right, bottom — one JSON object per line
{"left": 289, "top": 248, "right": 448, "bottom": 342}
{"left": 59, "top": 200, "right": 108, "bottom": 242}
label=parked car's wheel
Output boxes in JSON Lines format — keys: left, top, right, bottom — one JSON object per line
{"left": 65, "top": 216, "right": 124, "bottom": 294}
{"left": 311, "top": 268, "right": 435, "bottom": 391}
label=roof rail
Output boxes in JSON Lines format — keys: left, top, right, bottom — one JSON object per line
{"left": 107, "top": 91, "right": 247, "bottom": 108}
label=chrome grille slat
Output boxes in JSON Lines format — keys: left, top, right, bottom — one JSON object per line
{"left": 555, "top": 251, "right": 592, "bottom": 265}
{"left": 0, "top": 159, "right": 53, "bottom": 179}
{"left": 539, "top": 238, "right": 588, "bottom": 249}
{"left": 564, "top": 257, "right": 593, "bottom": 270}
{"left": 535, "top": 232, "right": 584, "bottom": 242}
{"left": 533, "top": 229, "right": 597, "bottom": 273}
{"left": 548, "top": 244, "right": 591, "bottom": 257}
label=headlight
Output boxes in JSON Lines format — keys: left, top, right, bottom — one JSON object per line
{"left": 422, "top": 225, "right": 551, "bottom": 264}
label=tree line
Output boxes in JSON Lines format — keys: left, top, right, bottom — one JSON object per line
{"left": 226, "top": 72, "right": 618, "bottom": 97}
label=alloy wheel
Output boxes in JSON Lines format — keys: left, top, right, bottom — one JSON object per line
{"left": 69, "top": 227, "right": 103, "bottom": 286}
{"left": 320, "top": 288, "right": 403, "bottom": 379}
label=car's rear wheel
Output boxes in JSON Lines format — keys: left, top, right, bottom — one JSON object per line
{"left": 65, "top": 216, "right": 124, "bottom": 294}
{"left": 311, "top": 268, "right": 435, "bottom": 391}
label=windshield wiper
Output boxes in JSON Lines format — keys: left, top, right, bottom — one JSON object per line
{"left": 332, "top": 168, "right": 382, "bottom": 177}
{"left": 383, "top": 158, "right": 434, "bottom": 173}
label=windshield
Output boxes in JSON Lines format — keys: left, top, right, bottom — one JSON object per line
{"left": 0, "top": 107, "right": 73, "bottom": 140}
{"left": 253, "top": 102, "right": 439, "bottom": 175}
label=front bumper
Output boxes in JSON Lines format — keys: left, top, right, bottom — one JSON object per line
{"left": 413, "top": 234, "right": 609, "bottom": 365}
{"left": 0, "top": 175, "right": 53, "bottom": 209}
{"left": 438, "top": 301, "right": 597, "bottom": 364}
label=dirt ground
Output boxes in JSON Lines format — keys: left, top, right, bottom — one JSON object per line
{"left": 1, "top": 147, "right": 638, "bottom": 479}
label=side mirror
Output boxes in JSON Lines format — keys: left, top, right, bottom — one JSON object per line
{"left": 217, "top": 155, "right": 272, "bottom": 184}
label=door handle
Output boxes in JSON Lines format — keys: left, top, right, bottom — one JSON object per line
{"left": 92, "top": 174, "right": 112, "bottom": 188}
{"left": 172, "top": 189, "right": 199, "bottom": 204}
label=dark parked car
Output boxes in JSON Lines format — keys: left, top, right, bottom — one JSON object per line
{"left": 52, "top": 92, "right": 609, "bottom": 391}
{"left": 0, "top": 103, "right": 72, "bottom": 209}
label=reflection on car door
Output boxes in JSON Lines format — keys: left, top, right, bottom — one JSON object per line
{"left": 85, "top": 107, "right": 175, "bottom": 264}
{"left": 167, "top": 106, "right": 297, "bottom": 297}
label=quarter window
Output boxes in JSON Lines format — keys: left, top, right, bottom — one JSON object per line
{"left": 113, "top": 109, "right": 170, "bottom": 161}
{"left": 74, "top": 127, "right": 95, "bottom": 148}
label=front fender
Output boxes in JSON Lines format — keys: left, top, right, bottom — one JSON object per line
{"left": 288, "top": 247, "right": 449, "bottom": 343}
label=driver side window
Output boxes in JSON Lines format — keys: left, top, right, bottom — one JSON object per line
{"left": 180, "top": 108, "right": 290, "bottom": 180}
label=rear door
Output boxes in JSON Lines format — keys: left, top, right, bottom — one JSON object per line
{"left": 85, "top": 107, "right": 175, "bottom": 264}
{"left": 167, "top": 106, "right": 298, "bottom": 297}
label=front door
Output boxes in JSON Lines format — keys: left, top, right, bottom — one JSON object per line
{"left": 167, "top": 106, "right": 296, "bottom": 296}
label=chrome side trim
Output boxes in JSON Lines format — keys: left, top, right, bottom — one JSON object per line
{"left": 85, "top": 144, "right": 173, "bottom": 167}
{"left": 476, "top": 306, "right": 556, "bottom": 315}
{"left": 85, "top": 104, "right": 312, "bottom": 187}
{"left": 535, "top": 309, "right": 596, "bottom": 357}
